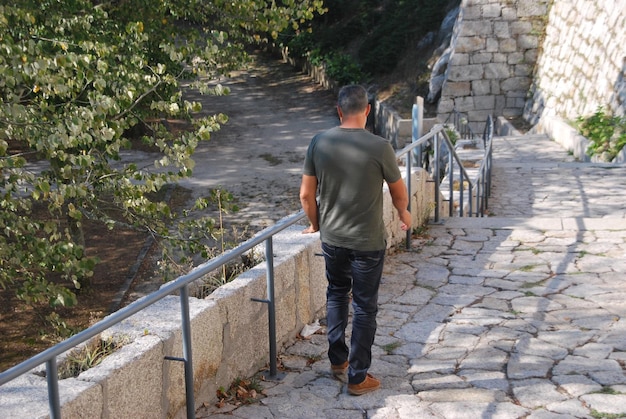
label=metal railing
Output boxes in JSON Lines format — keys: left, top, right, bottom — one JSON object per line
{"left": 0, "top": 211, "right": 307, "bottom": 419}
{"left": 397, "top": 114, "right": 494, "bottom": 230}
{"left": 444, "top": 108, "right": 487, "bottom": 146}
{"left": 0, "top": 114, "right": 494, "bottom": 419}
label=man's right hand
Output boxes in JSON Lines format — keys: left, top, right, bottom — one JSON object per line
{"left": 399, "top": 209, "right": 412, "bottom": 231}
{"left": 302, "top": 225, "right": 319, "bottom": 234}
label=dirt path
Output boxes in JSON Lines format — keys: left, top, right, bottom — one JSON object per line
{"left": 179, "top": 52, "right": 339, "bottom": 229}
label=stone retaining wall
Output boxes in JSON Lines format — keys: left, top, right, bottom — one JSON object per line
{"left": 439, "top": 0, "right": 626, "bottom": 143}
{"left": 438, "top": 0, "right": 550, "bottom": 132}
{"left": 524, "top": 0, "right": 626, "bottom": 124}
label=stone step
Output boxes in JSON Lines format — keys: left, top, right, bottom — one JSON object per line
{"left": 491, "top": 133, "right": 578, "bottom": 163}
{"left": 435, "top": 216, "right": 626, "bottom": 231}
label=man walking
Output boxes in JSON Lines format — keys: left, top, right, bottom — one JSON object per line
{"left": 300, "top": 84, "right": 411, "bottom": 395}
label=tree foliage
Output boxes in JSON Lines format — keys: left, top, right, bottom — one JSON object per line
{"left": 0, "top": 0, "right": 325, "bottom": 313}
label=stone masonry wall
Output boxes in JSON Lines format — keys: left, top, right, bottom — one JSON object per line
{"left": 437, "top": 0, "right": 550, "bottom": 132}
{"left": 524, "top": 0, "right": 626, "bottom": 124}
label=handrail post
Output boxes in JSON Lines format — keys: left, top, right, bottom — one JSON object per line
{"left": 251, "top": 238, "right": 286, "bottom": 380}
{"left": 46, "top": 358, "right": 61, "bottom": 419}
{"left": 469, "top": 182, "right": 474, "bottom": 217}
{"left": 484, "top": 162, "right": 488, "bottom": 215}
{"left": 448, "top": 142, "right": 455, "bottom": 217}
{"left": 459, "top": 165, "right": 464, "bottom": 217}
{"left": 486, "top": 131, "right": 493, "bottom": 206}
{"left": 433, "top": 133, "right": 440, "bottom": 223}
{"left": 481, "top": 165, "right": 486, "bottom": 217}
{"left": 412, "top": 100, "right": 423, "bottom": 167}
{"left": 266, "top": 238, "right": 278, "bottom": 377}
{"left": 486, "top": 148, "right": 492, "bottom": 209}
{"left": 264, "top": 237, "right": 281, "bottom": 378}
{"left": 405, "top": 151, "right": 412, "bottom": 249}
{"left": 179, "top": 285, "right": 195, "bottom": 419}
{"left": 476, "top": 176, "right": 481, "bottom": 217}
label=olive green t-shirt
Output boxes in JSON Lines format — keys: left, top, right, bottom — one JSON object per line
{"left": 303, "top": 126, "right": 401, "bottom": 251}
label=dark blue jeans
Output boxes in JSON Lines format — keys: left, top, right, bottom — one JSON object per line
{"left": 321, "top": 242, "right": 385, "bottom": 385}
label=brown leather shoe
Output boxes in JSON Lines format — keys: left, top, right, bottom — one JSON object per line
{"left": 348, "top": 373, "right": 380, "bottom": 395}
{"left": 331, "top": 361, "right": 348, "bottom": 375}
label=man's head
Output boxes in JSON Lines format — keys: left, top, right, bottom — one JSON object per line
{"left": 337, "top": 85, "right": 370, "bottom": 128}
{"left": 337, "top": 85, "right": 369, "bottom": 117}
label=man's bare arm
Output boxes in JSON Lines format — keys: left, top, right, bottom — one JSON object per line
{"left": 388, "top": 178, "right": 411, "bottom": 231}
{"left": 299, "top": 174, "right": 319, "bottom": 233}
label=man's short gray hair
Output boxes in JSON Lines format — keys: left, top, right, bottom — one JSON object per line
{"left": 337, "top": 85, "right": 368, "bottom": 116}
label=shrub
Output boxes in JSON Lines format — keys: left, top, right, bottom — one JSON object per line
{"left": 305, "top": 49, "right": 367, "bottom": 85}
{"left": 323, "top": 52, "right": 368, "bottom": 85}
{"left": 576, "top": 107, "right": 626, "bottom": 162}
{"left": 285, "top": 31, "right": 318, "bottom": 58}
{"left": 55, "top": 336, "right": 128, "bottom": 379}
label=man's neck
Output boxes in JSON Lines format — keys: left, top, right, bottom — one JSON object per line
{"left": 339, "top": 116, "right": 365, "bottom": 129}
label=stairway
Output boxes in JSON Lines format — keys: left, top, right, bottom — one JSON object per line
{"left": 488, "top": 133, "right": 626, "bottom": 219}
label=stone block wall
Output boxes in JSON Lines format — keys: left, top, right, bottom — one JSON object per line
{"left": 438, "top": 0, "right": 551, "bottom": 132}
{"left": 524, "top": 0, "right": 626, "bottom": 124}
{"left": 439, "top": 0, "right": 626, "bottom": 133}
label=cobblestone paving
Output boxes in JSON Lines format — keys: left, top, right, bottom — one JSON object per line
{"left": 197, "top": 135, "right": 626, "bottom": 418}
{"left": 489, "top": 135, "right": 626, "bottom": 219}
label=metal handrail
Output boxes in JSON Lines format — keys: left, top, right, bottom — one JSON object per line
{"left": 0, "top": 210, "right": 307, "bottom": 419}
{"left": 444, "top": 108, "right": 480, "bottom": 143}
{"left": 1, "top": 114, "right": 494, "bottom": 419}
{"left": 396, "top": 114, "right": 494, "bottom": 228}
